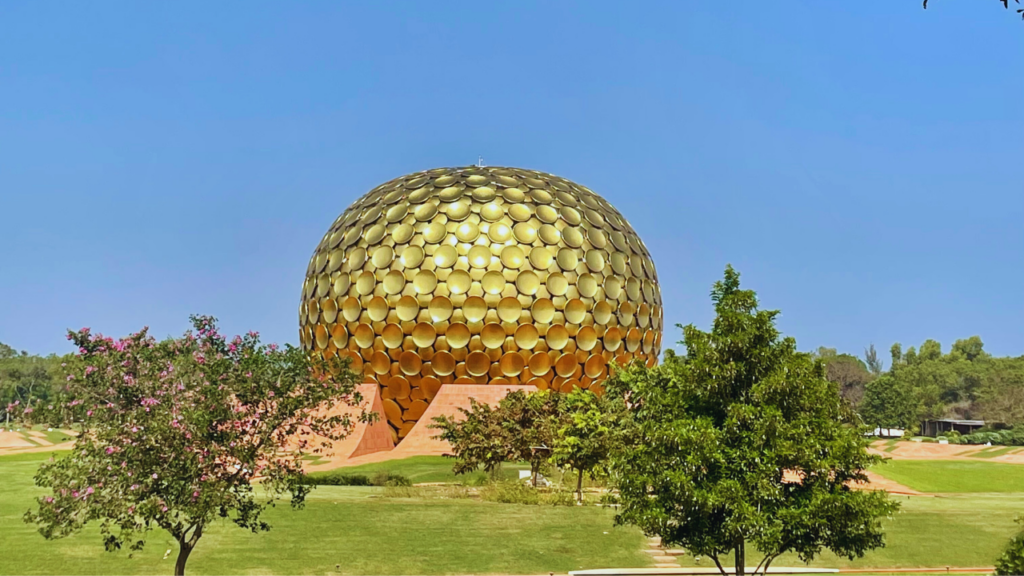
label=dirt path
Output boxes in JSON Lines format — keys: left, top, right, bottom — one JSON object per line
{"left": 870, "top": 440, "right": 1024, "bottom": 464}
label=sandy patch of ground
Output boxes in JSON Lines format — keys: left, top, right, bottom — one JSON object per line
{"left": 870, "top": 440, "right": 1024, "bottom": 464}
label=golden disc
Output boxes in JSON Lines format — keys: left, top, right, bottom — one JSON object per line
{"left": 385, "top": 204, "right": 408, "bottom": 223}
{"left": 464, "top": 296, "right": 487, "bottom": 322}
{"left": 432, "top": 245, "right": 458, "bottom": 268}
{"left": 468, "top": 245, "right": 491, "bottom": 268}
{"left": 371, "top": 350, "right": 391, "bottom": 374}
{"left": 498, "top": 297, "right": 522, "bottom": 322}
{"left": 530, "top": 188, "right": 553, "bottom": 204}
{"left": 529, "top": 247, "right": 553, "bottom": 269}
{"left": 538, "top": 224, "right": 560, "bottom": 245}
{"left": 471, "top": 186, "right": 496, "bottom": 202}
{"left": 371, "top": 246, "right": 394, "bottom": 268}
{"left": 604, "top": 327, "right": 623, "bottom": 352}
{"left": 388, "top": 376, "right": 411, "bottom": 400}
{"left": 528, "top": 351, "right": 551, "bottom": 375}
{"left": 556, "top": 248, "right": 579, "bottom": 271}
{"left": 446, "top": 323, "right": 471, "bottom": 348}
{"left": 321, "top": 297, "right": 338, "bottom": 323}
{"left": 555, "top": 353, "right": 578, "bottom": 378}
{"left": 446, "top": 201, "right": 470, "bottom": 221}
{"left": 414, "top": 202, "right": 438, "bottom": 221}
{"left": 555, "top": 190, "right": 576, "bottom": 206}
{"left": 307, "top": 299, "right": 320, "bottom": 324}
{"left": 354, "top": 324, "right": 374, "bottom": 348}
{"left": 447, "top": 270, "right": 472, "bottom": 294}
{"left": 480, "top": 323, "right": 505, "bottom": 349}
{"left": 400, "top": 245, "right": 425, "bottom": 268}
{"left": 501, "top": 186, "right": 525, "bottom": 202}
{"left": 429, "top": 296, "right": 453, "bottom": 322}
{"left": 330, "top": 324, "right": 348, "bottom": 348}
{"left": 531, "top": 298, "right": 555, "bottom": 323}
{"left": 382, "top": 323, "right": 404, "bottom": 348}
{"left": 487, "top": 222, "right": 512, "bottom": 243}
{"left": 508, "top": 204, "right": 531, "bottom": 222}
{"left": 500, "top": 352, "right": 525, "bottom": 377}
{"left": 413, "top": 270, "right": 438, "bottom": 294}
{"left": 423, "top": 222, "right": 447, "bottom": 243}
{"left": 367, "top": 296, "right": 388, "bottom": 322}
{"left": 333, "top": 274, "right": 351, "bottom": 297}
{"left": 480, "top": 202, "right": 503, "bottom": 222}
{"left": 432, "top": 351, "right": 456, "bottom": 376}
{"left": 514, "top": 324, "right": 540, "bottom": 349}
{"left": 513, "top": 223, "right": 537, "bottom": 243}
{"left": 585, "top": 250, "right": 606, "bottom": 272}
{"left": 349, "top": 247, "right": 367, "bottom": 269}
{"left": 466, "top": 351, "right": 491, "bottom": 376}
{"left": 536, "top": 205, "right": 558, "bottom": 224}
{"left": 399, "top": 351, "right": 422, "bottom": 376}
{"left": 383, "top": 398, "right": 402, "bottom": 424}
{"left": 562, "top": 227, "right": 583, "bottom": 248}
{"left": 564, "top": 299, "right": 586, "bottom": 324}
{"left": 594, "top": 301, "right": 613, "bottom": 325}
{"left": 604, "top": 276, "right": 622, "bottom": 299}
{"left": 546, "top": 272, "right": 568, "bottom": 296}
{"left": 341, "top": 296, "right": 361, "bottom": 322}
{"left": 515, "top": 270, "right": 540, "bottom": 295}
{"left": 577, "top": 326, "right": 598, "bottom": 351}
{"left": 560, "top": 206, "right": 582, "bottom": 225}
{"left": 438, "top": 185, "right": 464, "bottom": 201}
{"left": 578, "top": 273, "right": 598, "bottom": 298}
{"left": 584, "top": 208, "right": 605, "bottom": 227}
{"left": 482, "top": 271, "right": 506, "bottom": 295}
{"left": 355, "top": 271, "right": 377, "bottom": 297}
{"left": 408, "top": 187, "right": 433, "bottom": 204}
{"left": 626, "top": 328, "right": 642, "bottom": 352}
{"left": 328, "top": 249, "right": 345, "bottom": 272}
{"left": 412, "top": 322, "right": 437, "bottom": 348}
{"left": 610, "top": 252, "right": 627, "bottom": 275}
{"left": 396, "top": 295, "right": 419, "bottom": 322}
{"left": 364, "top": 224, "right": 387, "bottom": 244}
{"left": 587, "top": 227, "right": 607, "bottom": 249}
{"left": 547, "top": 325, "right": 569, "bottom": 350}
{"left": 383, "top": 270, "right": 406, "bottom": 295}
{"left": 626, "top": 277, "right": 641, "bottom": 300}
{"left": 315, "top": 324, "right": 329, "bottom": 349}
{"left": 500, "top": 245, "right": 525, "bottom": 268}
{"left": 584, "top": 354, "right": 607, "bottom": 379}
{"left": 455, "top": 222, "right": 480, "bottom": 243}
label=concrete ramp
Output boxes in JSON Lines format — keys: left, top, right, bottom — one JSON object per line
{"left": 297, "top": 383, "right": 395, "bottom": 468}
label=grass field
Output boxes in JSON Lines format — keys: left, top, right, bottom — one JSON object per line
{"left": 0, "top": 453, "right": 648, "bottom": 575}
{"left": 872, "top": 459, "right": 1024, "bottom": 493}
{"left": 315, "top": 455, "right": 531, "bottom": 484}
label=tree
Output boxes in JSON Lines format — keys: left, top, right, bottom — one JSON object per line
{"left": 432, "top": 389, "right": 564, "bottom": 486}
{"left": 0, "top": 349, "right": 62, "bottom": 425}
{"left": 550, "top": 388, "right": 621, "bottom": 503}
{"left": 951, "top": 336, "right": 989, "bottom": 362}
{"left": 812, "top": 349, "right": 873, "bottom": 408}
{"left": 996, "top": 518, "right": 1024, "bottom": 576}
{"left": 923, "top": 0, "right": 1023, "bottom": 21}
{"left": 859, "top": 375, "right": 918, "bottom": 431}
{"left": 15, "top": 316, "right": 363, "bottom": 575}
{"left": 864, "top": 344, "right": 884, "bottom": 376}
{"left": 606, "top": 266, "right": 898, "bottom": 576}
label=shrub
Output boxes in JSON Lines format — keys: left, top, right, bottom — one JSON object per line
{"left": 371, "top": 470, "right": 412, "bottom": 487}
{"left": 303, "top": 472, "right": 371, "bottom": 486}
{"left": 480, "top": 480, "right": 539, "bottom": 505}
{"left": 543, "top": 489, "right": 577, "bottom": 506}
{"left": 996, "top": 524, "right": 1024, "bottom": 575}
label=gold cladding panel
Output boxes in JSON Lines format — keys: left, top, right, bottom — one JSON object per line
{"left": 300, "top": 166, "right": 663, "bottom": 442}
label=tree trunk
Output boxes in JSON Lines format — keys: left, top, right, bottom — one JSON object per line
{"left": 576, "top": 468, "right": 584, "bottom": 503}
{"left": 175, "top": 541, "right": 192, "bottom": 576}
{"left": 734, "top": 540, "right": 745, "bottom": 576}
{"left": 530, "top": 459, "right": 539, "bottom": 487}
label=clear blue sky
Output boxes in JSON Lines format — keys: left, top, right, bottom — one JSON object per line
{"left": 1, "top": 2, "right": 1021, "bottom": 362}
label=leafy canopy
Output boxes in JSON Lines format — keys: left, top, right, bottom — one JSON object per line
{"left": 606, "top": 266, "right": 898, "bottom": 576}
{"left": 15, "top": 316, "right": 362, "bottom": 575}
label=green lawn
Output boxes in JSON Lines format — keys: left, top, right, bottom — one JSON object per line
{"left": 872, "top": 459, "right": 1024, "bottom": 493}
{"left": 0, "top": 453, "right": 648, "bottom": 575}
{"left": 317, "top": 455, "right": 531, "bottom": 484}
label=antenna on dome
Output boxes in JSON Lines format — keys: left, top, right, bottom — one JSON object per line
{"left": 477, "top": 156, "right": 485, "bottom": 167}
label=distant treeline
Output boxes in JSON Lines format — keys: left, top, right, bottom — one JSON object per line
{"left": 815, "top": 337, "right": 1024, "bottom": 434}
{"left": 3, "top": 336, "right": 1023, "bottom": 434}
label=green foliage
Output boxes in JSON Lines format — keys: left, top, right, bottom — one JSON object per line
{"left": 13, "top": 316, "right": 363, "bottom": 576}
{"left": 995, "top": 518, "right": 1024, "bottom": 576}
{"left": 812, "top": 347, "right": 874, "bottom": 407}
{"left": 372, "top": 470, "right": 412, "bottom": 487}
{"left": 302, "top": 472, "right": 372, "bottom": 486}
{"left": 0, "top": 343, "right": 64, "bottom": 424}
{"left": 606, "top": 266, "right": 899, "bottom": 576}
{"left": 860, "top": 375, "right": 918, "bottom": 430}
{"left": 550, "top": 388, "right": 621, "bottom": 502}
{"left": 431, "top": 389, "right": 563, "bottom": 484}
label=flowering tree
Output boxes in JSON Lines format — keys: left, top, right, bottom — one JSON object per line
{"left": 13, "top": 316, "right": 363, "bottom": 575}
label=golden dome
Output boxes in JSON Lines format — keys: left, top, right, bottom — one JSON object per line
{"left": 299, "top": 166, "right": 663, "bottom": 442}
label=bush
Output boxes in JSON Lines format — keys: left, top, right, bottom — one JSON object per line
{"left": 542, "top": 489, "right": 577, "bottom": 506}
{"left": 303, "top": 472, "right": 371, "bottom": 486}
{"left": 996, "top": 527, "right": 1024, "bottom": 575}
{"left": 371, "top": 470, "right": 412, "bottom": 487}
{"left": 480, "top": 480, "right": 539, "bottom": 505}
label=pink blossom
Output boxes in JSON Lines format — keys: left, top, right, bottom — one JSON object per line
{"left": 152, "top": 473, "right": 158, "bottom": 479}
{"left": 105, "top": 447, "right": 115, "bottom": 454}
{"left": 44, "top": 496, "right": 54, "bottom": 503}
{"left": 85, "top": 486, "right": 94, "bottom": 495}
